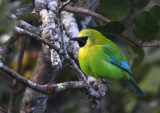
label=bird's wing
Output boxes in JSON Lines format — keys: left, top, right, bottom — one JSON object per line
{"left": 102, "top": 45, "right": 133, "bottom": 75}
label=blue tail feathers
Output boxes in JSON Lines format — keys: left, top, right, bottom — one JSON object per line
{"left": 127, "top": 77, "right": 145, "bottom": 97}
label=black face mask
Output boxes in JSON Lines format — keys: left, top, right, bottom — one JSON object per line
{"left": 70, "top": 36, "right": 88, "bottom": 47}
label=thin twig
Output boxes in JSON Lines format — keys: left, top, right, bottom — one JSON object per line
{"left": 0, "top": 33, "right": 20, "bottom": 62}
{"left": 64, "top": 6, "right": 110, "bottom": 23}
{"left": 57, "top": 0, "right": 65, "bottom": 50}
{"left": 8, "top": 37, "right": 26, "bottom": 113}
{"left": 16, "top": 37, "right": 26, "bottom": 74}
{"left": 57, "top": 0, "right": 71, "bottom": 50}
{"left": 33, "top": 103, "right": 46, "bottom": 113}
{"left": 59, "top": 0, "right": 72, "bottom": 12}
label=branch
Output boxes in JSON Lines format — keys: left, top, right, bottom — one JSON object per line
{"left": 64, "top": 6, "right": 110, "bottom": 23}
{"left": 0, "top": 62, "right": 87, "bottom": 94}
{"left": 15, "top": 26, "right": 86, "bottom": 80}
{"left": 121, "top": 32, "right": 160, "bottom": 47}
{"left": 59, "top": 0, "right": 72, "bottom": 12}
{"left": 18, "top": 20, "right": 42, "bottom": 36}
{"left": 0, "top": 33, "right": 20, "bottom": 62}
{"left": 58, "top": 0, "right": 87, "bottom": 81}
{"left": 0, "top": 62, "right": 108, "bottom": 99}
{"left": 63, "top": 6, "right": 160, "bottom": 47}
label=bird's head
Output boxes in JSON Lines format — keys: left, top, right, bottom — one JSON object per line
{"left": 70, "top": 29, "right": 104, "bottom": 47}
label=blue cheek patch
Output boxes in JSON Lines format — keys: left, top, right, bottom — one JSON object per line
{"left": 108, "top": 56, "right": 133, "bottom": 75}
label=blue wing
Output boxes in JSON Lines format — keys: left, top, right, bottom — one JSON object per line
{"left": 102, "top": 45, "right": 133, "bottom": 75}
{"left": 108, "top": 56, "right": 133, "bottom": 75}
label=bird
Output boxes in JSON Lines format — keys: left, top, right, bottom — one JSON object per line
{"left": 70, "top": 29, "right": 145, "bottom": 96}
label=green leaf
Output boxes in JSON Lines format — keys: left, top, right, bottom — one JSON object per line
{"left": 132, "top": 0, "right": 150, "bottom": 10}
{"left": 133, "top": 11, "right": 159, "bottom": 41}
{"left": 99, "top": 0, "right": 130, "bottom": 21}
{"left": 17, "top": 13, "right": 40, "bottom": 21}
{"left": 149, "top": 5, "right": 160, "bottom": 23}
{"left": 149, "top": 5, "right": 160, "bottom": 39}
{"left": 128, "top": 46, "right": 145, "bottom": 68}
{"left": 87, "top": 21, "right": 124, "bottom": 40}
{"left": 0, "top": 20, "right": 17, "bottom": 35}
{"left": 0, "top": 0, "right": 19, "bottom": 35}
{"left": 21, "top": 0, "right": 33, "bottom": 4}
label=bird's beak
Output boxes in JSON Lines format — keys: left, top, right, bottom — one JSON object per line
{"left": 70, "top": 36, "right": 88, "bottom": 47}
{"left": 70, "top": 37, "right": 82, "bottom": 42}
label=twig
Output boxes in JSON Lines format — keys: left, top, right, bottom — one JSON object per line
{"left": 15, "top": 26, "right": 62, "bottom": 54}
{"left": 8, "top": 37, "right": 26, "bottom": 113}
{"left": 59, "top": 0, "right": 72, "bottom": 12}
{"left": 18, "top": 20, "right": 42, "bottom": 36}
{"left": 57, "top": 0, "right": 87, "bottom": 81}
{"left": 64, "top": 6, "right": 110, "bottom": 23}
{"left": 57, "top": 0, "right": 65, "bottom": 50}
{"left": 16, "top": 37, "right": 26, "bottom": 74}
{"left": 0, "top": 62, "right": 88, "bottom": 94}
{"left": 0, "top": 33, "right": 20, "bottom": 62}
{"left": 33, "top": 103, "right": 46, "bottom": 113}
{"left": 63, "top": 6, "right": 160, "bottom": 47}
{"left": 121, "top": 32, "right": 160, "bottom": 47}
{"left": 57, "top": 0, "right": 71, "bottom": 50}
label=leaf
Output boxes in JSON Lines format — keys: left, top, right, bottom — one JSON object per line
{"left": 149, "top": 5, "right": 160, "bottom": 39}
{"left": 21, "top": 0, "right": 33, "bottom": 4}
{"left": 17, "top": 13, "right": 40, "bottom": 21}
{"left": 149, "top": 5, "right": 160, "bottom": 23}
{"left": 0, "top": 0, "right": 19, "bottom": 35}
{"left": 0, "top": 20, "right": 17, "bottom": 35}
{"left": 132, "top": 0, "right": 150, "bottom": 10}
{"left": 133, "top": 11, "right": 159, "bottom": 41}
{"left": 128, "top": 46, "right": 145, "bottom": 68}
{"left": 99, "top": 0, "right": 130, "bottom": 21}
{"left": 87, "top": 21, "right": 124, "bottom": 40}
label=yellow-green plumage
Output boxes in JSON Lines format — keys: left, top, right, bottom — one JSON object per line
{"left": 79, "top": 45, "right": 129, "bottom": 80}
{"left": 71, "top": 29, "right": 145, "bottom": 96}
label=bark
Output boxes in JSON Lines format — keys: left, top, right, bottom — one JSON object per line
{"left": 20, "top": 46, "right": 61, "bottom": 113}
{"left": 20, "top": 0, "right": 100, "bottom": 112}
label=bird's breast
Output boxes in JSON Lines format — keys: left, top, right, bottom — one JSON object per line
{"left": 78, "top": 46, "right": 103, "bottom": 78}
{"left": 78, "top": 47, "right": 92, "bottom": 75}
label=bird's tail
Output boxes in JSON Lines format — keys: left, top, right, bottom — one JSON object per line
{"left": 127, "top": 77, "right": 145, "bottom": 97}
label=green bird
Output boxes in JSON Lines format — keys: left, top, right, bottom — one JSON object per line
{"left": 71, "top": 29, "right": 145, "bottom": 96}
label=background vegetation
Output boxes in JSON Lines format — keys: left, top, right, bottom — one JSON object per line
{"left": 0, "top": 0, "right": 160, "bottom": 113}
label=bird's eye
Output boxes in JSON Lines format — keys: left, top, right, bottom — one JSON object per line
{"left": 70, "top": 36, "right": 88, "bottom": 47}
{"left": 79, "top": 36, "right": 88, "bottom": 47}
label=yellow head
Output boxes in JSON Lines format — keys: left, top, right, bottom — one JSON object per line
{"left": 70, "top": 29, "right": 105, "bottom": 47}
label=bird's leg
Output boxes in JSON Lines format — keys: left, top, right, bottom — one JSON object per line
{"left": 92, "top": 77, "right": 109, "bottom": 90}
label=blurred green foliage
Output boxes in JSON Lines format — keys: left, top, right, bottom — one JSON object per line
{"left": 131, "top": 0, "right": 151, "bottom": 10}
{"left": 87, "top": 21, "right": 124, "bottom": 40}
{"left": 133, "top": 11, "right": 159, "bottom": 41}
{"left": 0, "top": 0, "right": 19, "bottom": 35}
{"left": 128, "top": 46, "right": 145, "bottom": 68}
{"left": 99, "top": 0, "right": 130, "bottom": 21}
{"left": 0, "top": 0, "right": 160, "bottom": 113}
{"left": 17, "top": 13, "right": 40, "bottom": 21}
